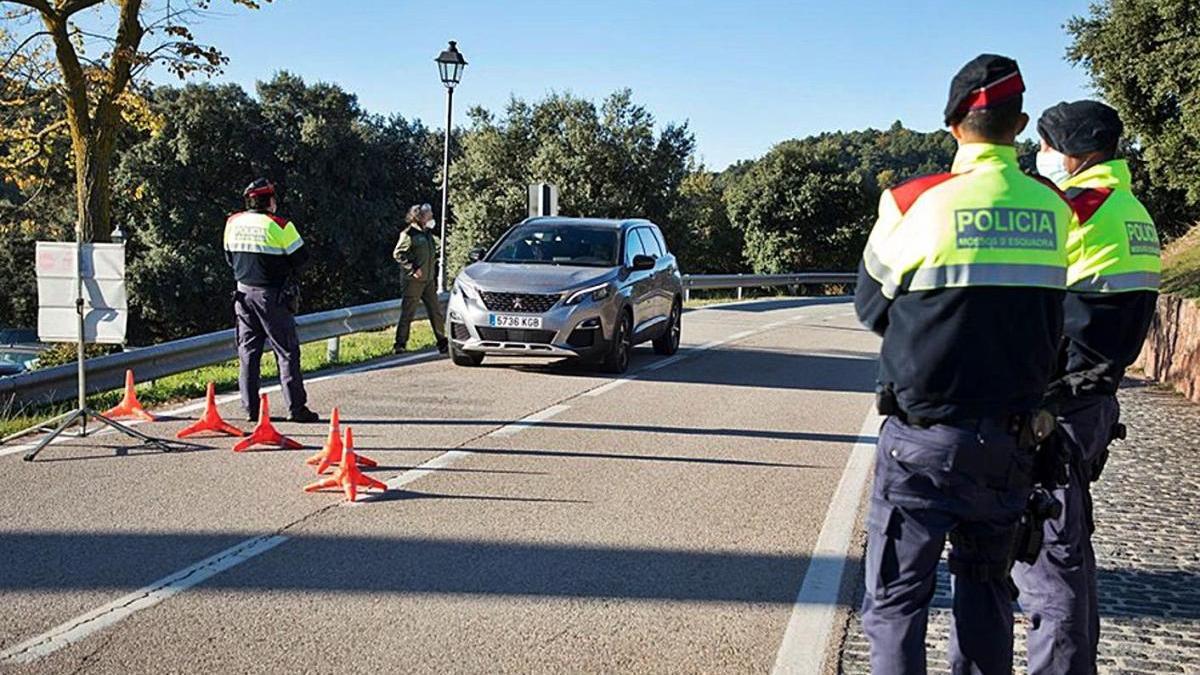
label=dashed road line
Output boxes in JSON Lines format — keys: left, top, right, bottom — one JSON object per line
{"left": 0, "top": 297, "right": 866, "bottom": 664}
{"left": 487, "top": 404, "right": 572, "bottom": 438}
{"left": 0, "top": 535, "right": 289, "bottom": 665}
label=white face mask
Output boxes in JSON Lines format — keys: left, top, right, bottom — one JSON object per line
{"left": 1036, "top": 149, "right": 1071, "bottom": 186}
{"left": 424, "top": 218, "right": 437, "bottom": 231}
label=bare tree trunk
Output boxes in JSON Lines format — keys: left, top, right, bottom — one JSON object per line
{"left": 37, "top": 0, "right": 142, "bottom": 242}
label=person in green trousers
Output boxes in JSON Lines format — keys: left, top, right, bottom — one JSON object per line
{"left": 393, "top": 203, "right": 448, "bottom": 355}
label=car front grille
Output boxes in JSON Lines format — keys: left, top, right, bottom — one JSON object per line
{"left": 476, "top": 327, "right": 557, "bottom": 344}
{"left": 450, "top": 322, "right": 470, "bottom": 341}
{"left": 480, "top": 291, "right": 560, "bottom": 313}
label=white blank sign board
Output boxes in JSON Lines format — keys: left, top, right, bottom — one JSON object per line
{"left": 36, "top": 242, "right": 128, "bottom": 344}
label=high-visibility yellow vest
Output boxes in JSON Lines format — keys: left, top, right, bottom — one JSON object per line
{"left": 863, "top": 143, "right": 1074, "bottom": 298}
{"left": 223, "top": 212, "right": 304, "bottom": 256}
{"left": 1059, "top": 160, "right": 1161, "bottom": 293}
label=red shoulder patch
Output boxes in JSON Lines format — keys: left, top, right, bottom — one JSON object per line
{"left": 889, "top": 173, "right": 958, "bottom": 214}
{"left": 1067, "top": 187, "right": 1113, "bottom": 224}
{"left": 1031, "top": 175, "right": 1073, "bottom": 209}
{"left": 267, "top": 214, "right": 290, "bottom": 227}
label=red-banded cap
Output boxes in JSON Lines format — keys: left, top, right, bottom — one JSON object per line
{"left": 944, "top": 54, "right": 1025, "bottom": 126}
{"left": 243, "top": 178, "right": 275, "bottom": 199}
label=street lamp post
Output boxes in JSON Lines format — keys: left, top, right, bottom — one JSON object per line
{"left": 434, "top": 40, "right": 467, "bottom": 293}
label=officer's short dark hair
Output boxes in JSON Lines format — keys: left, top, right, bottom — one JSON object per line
{"left": 245, "top": 193, "right": 273, "bottom": 211}
{"left": 957, "top": 96, "right": 1024, "bottom": 142}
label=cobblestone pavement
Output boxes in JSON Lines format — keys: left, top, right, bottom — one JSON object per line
{"left": 837, "top": 379, "right": 1200, "bottom": 674}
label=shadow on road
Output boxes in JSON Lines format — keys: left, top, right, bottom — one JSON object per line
{"left": 5, "top": 528, "right": 1193, "bottom": 618}
{"left": 506, "top": 348, "right": 879, "bottom": 394}
{"left": 687, "top": 296, "right": 851, "bottom": 314}
{"left": 343, "top": 415, "right": 878, "bottom": 446}
{"left": 338, "top": 418, "right": 873, "bottom": 447}
{"left": 0, "top": 530, "right": 849, "bottom": 605}
{"left": 364, "top": 445, "right": 825, "bottom": 470}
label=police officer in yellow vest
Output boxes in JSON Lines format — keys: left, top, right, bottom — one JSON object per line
{"left": 1012, "top": 101, "right": 1161, "bottom": 675}
{"left": 224, "top": 179, "right": 319, "bottom": 423}
{"left": 855, "top": 55, "right": 1075, "bottom": 674}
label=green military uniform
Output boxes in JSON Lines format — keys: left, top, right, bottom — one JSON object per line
{"left": 393, "top": 224, "right": 446, "bottom": 350}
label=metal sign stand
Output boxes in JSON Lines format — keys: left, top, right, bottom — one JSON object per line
{"left": 5, "top": 236, "right": 196, "bottom": 461}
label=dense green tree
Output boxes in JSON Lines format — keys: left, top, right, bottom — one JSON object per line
{"left": 1068, "top": 0, "right": 1200, "bottom": 236}
{"left": 724, "top": 124, "right": 958, "bottom": 273}
{"left": 668, "top": 168, "right": 742, "bottom": 273}
{"left": 112, "top": 73, "right": 437, "bottom": 343}
{"left": 447, "top": 90, "right": 695, "bottom": 276}
{"left": 726, "top": 142, "right": 874, "bottom": 273}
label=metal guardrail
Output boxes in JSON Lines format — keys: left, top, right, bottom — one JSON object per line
{"left": 0, "top": 273, "right": 854, "bottom": 409}
{"left": 681, "top": 272, "right": 855, "bottom": 300}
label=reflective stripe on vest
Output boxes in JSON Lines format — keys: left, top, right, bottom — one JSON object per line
{"left": 223, "top": 212, "right": 304, "bottom": 256}
{"left": 862, "top": 143, "right": 1073, "bottom": 299}
{"left": 1060, "top": 160, "right": 1161, "bottom": 293}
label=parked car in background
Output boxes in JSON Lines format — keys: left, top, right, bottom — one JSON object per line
{"left": 0, "top": 327, "right": 47, "bottom": 376}
{"left": 446, "top": 217, "right": 683, "bottom": 374}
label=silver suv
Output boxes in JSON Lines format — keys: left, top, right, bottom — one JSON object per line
{"left": 446, "top": 217, "right": 683, "bottom": 373}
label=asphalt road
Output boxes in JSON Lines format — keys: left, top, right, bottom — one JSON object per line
{"left": 0, "top": 297, "right": 880, "bottom": 674}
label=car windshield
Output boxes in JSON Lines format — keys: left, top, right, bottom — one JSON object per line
{"left": 489, "top": 226, "right": 618, "bottom": 267}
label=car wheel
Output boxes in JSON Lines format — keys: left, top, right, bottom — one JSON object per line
{"left": 450, "top": 341, "right": 484, "bottom": 367}
{"left": 653, "top": 299, "right": 681, "bottom": 356}
{"left": 601, "top": 311, "right": 632, "bottom": 374}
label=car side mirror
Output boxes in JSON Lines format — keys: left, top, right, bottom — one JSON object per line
{"left": 630, "top": 254, "right": 656, "bottom": 271}
{"left": 468, "top": 247, "right": 487, "bottom": 263}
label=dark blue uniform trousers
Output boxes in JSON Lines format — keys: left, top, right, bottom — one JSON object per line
{"left": 1012, "top": 395, "right": 1118, "bottom": 675}
{"left": 863, "top": 416, "right": 1034, "bottom": 675}
{"left": 234, "top": 284, "right": 308, "bottom": 417}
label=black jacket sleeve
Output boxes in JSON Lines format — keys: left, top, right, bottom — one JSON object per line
{"left": 854, "top": 259, "right": 891, "bottom": 336}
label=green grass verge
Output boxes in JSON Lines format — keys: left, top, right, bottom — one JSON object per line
{"left": 0, "top": 323, "right": 435, "bottom": 440}
{"left": 1162, "top": 225, "right": 1200, "bottom": 299}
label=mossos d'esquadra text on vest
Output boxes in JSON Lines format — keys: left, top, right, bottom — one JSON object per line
{"left": 954, "top": 207, "right": 1058, "bottom": 250}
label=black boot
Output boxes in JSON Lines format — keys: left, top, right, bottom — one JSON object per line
{"left": 289, "top": 407, "right": 320, "bottom": 423}
{"left": 436, "top": 337, "right": 449, "bottom": 354}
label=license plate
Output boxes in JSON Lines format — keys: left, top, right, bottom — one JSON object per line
{"left": 489, "top": 314, "right": 543, "bottom": 329}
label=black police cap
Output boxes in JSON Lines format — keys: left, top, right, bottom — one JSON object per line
{"left": 943, "top": 54, "right": 1025, "bottom": 126}
{"left": 1037, "top": 100, "right": 1123, "bottom": 156}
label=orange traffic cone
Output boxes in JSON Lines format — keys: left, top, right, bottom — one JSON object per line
{"left": 232, "top": 394, "right": 303, "bottom": 452}
{"left": 176, "top": 383, "right": 245, "bottom": 439}
{"left": 303, "top": 428, "right": 387, "bottom": 502}
{"left": 102, "top": 369, "right": 155, "bottom": 421}
{"left": 304, "top": 407, "right": 377, "bottom": 474}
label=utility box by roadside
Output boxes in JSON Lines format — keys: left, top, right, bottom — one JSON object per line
{"left": 528, "top": 183, "right": 559, "bottom": 217}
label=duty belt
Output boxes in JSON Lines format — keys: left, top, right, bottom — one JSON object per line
{"left": 893, "top": 409, "right": 1055, "bottom": 450}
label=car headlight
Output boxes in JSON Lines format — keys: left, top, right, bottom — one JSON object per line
{"left": 453, "top": 278, "right": 479, "bottom": 300}
{"left": 564, "top": 283, "right": 611, "bottom": 306}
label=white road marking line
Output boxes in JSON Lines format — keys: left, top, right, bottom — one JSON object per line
{"left": 584, "top": 376, "right": 637, "bottom": 397}
{"left": 488, "top": 404, "right": 571, "bottom": 438}
{"left": 0, "top": 534, "right": 289, "bottom": 665}
{"left": 771, "top": 406, "right": 880, "bottom": 675}
{"left": 0, "top": 352, "right": 438, "bottom": 458}
{"left": 0, "top": 298, "right": 862, "bottom": 661}
{"left": 1, "top": 396, "right": 577, "bottom": 657}
{"left": 353, "top": 403, "right": 574, "bottom": 505}
{"left": 641, "top": 353, "right": 685, "bottom": 371}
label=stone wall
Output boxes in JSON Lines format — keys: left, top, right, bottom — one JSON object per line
{"left": 1135, "top": 294, "right": 1200, "bottom": 403}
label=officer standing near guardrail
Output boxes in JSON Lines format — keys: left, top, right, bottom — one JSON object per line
{"left": 854, "top": 54, "right": 1075, "bottom": 674}
{"left": 223, "top": 179, "right": 319, "bottom": 423}
{"left": 393, "top": 203, "right": 448, "bottom": 355}
{"left": 1011, "top": 101, "right": 1162, "bottom": 675}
